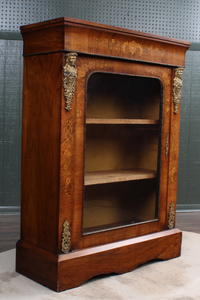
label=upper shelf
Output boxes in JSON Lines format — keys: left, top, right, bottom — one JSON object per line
{"left": 84, "top": 168, "right": 157, "bottom": 186}
{"left": 86, "top": 118, "right": 159, "bottom": 125}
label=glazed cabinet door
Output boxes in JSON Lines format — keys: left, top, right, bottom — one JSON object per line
{"left": 83, "top": 72, "right": 160, "bottom": 233}
{"left": 71, "top": 55, "right": 172, "bottom": 250}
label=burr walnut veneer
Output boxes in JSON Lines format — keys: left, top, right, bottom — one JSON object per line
{"left": 16, "top": 17, "right": 191, "bottom": 292}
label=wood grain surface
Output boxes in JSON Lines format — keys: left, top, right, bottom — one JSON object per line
{"left": 86, "top": 118, "right": 159, "bottom": 124}
{"left": 20, "top": 53, "right": 62, "bottom": 253}
{"left": 21, "top": 17, "right": 191, "bottom": 67}
{"left": 16, "top": 229, "right": 182, "bottom": 292}
{"left": 85, "top": 168, "right": 157, "bottom": 185}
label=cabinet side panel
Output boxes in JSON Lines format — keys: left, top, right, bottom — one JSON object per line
{"left": 20, "top": 53, "right": 62, "bottom": 253}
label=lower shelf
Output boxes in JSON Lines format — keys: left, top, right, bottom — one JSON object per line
{"left": 84, "top": 168, "right": 157, "bottom": 186}
{"left": 83, "top": 217, "right": 148, "bottom": 234}
{"left": 16, "top": 229, "right": 182, "bottom": 292}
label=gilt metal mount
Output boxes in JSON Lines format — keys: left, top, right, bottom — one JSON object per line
{"left": 61, "top": 220, "right": 71, "bottom": 253}
{"left": 173, "top": 67, "right": 184, "bottom": 114}
{"left": 63, "top": 53, "right": 78, "bottom": 111}
{"left": 168, "top": 202, "right": 175, "bottom": 229}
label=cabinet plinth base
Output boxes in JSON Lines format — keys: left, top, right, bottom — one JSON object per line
{"left": 16, "top": 228, "right": 182, "bottom": 292}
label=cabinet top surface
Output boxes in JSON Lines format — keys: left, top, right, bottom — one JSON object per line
{"left": 21, "top": 17, "right": 191, "bottom": 66}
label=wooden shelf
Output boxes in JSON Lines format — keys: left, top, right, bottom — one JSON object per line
{"left": 84, "top": 168, "right": 157, "bottom": 186}
{"left": 86, "top": 118, "right": 159, "bottom": 125}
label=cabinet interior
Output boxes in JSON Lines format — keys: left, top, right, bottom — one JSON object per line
{"left": 83, "top": 72, "right": 162, "bottom": 234}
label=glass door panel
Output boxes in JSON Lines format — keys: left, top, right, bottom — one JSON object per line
{"left": 83, "top": 72, "right": 162, "bottom": 234}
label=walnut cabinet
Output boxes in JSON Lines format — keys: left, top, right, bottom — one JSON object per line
{"left": 16, "top": 17, "right": 191, "bottom": 292}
